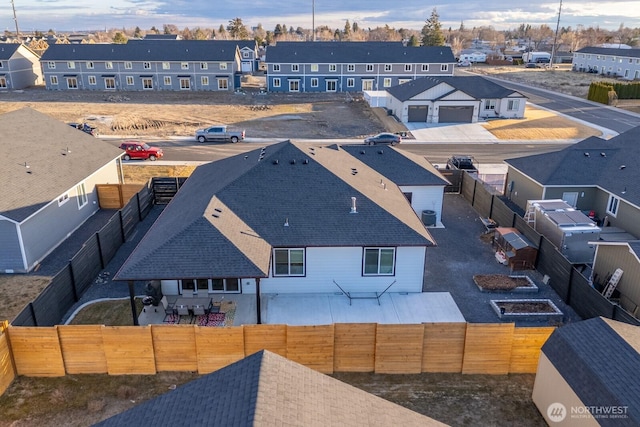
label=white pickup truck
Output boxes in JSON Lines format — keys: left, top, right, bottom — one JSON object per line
{"left": 195, "top": 125, "right": 245, "bottom": 143}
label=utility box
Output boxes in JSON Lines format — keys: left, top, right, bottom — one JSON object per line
{"left": 527, "top": 199, "right": 600, "bottom": 264}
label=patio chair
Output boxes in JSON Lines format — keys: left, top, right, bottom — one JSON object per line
{"left": 192, "top": 304, "right": 205, "bottom": 317}
{"left": 176, "top": 304, "right": 190, "bottom": 322}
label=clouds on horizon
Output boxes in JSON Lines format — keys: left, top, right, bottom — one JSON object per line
{"left": 2, "top": 0, "right": 639, "bottom": 33}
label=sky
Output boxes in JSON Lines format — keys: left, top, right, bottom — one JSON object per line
{"left": 2, "top": 0, "right": 640, "bottom": 34}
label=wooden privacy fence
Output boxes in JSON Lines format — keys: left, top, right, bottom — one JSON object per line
{"left": 0, "top": 322, "right": 555, "bottom": 396}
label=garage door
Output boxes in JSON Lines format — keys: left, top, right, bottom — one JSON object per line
{"left": 408, "top": 105, "right": 428, "bottom": 122}
{"left": 439, "top": 106, "right": 474, "bottom": 123}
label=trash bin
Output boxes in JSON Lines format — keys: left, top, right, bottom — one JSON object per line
{"left": 421, "top": 210, "right": 437, "bottom": 226}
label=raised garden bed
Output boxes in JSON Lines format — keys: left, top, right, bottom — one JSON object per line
{"left": 473, "top": 274, "right": 538, "bottom": 293}
{"left": 490, "top": 299, "right": 563, "bottom": 321}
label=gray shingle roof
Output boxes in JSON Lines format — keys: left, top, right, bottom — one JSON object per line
{"left": 576, "top": 47, "right": 640, "bottom": 59}
{"left": 629, "top": 242, "right": 640, "bottom": 259}
{"left": 340, "top": 145, "right": 449, "bottom": 186}
{"left": 266, "top": 41, "right": 455, "bottom": 63}
{"left": 0, "top": 108, "right": 123, "bottom": 222}
{"left": 542, "top": 317, "right": 640, "bottom": 426}
{"left": 505, "top": 126, "right": 640, "bottom": 206}
{"left": 40, "top": 40, "right": 240, "bottom": 62}
{"left": 94, "top": 350, "right": 444, "bottom": 427}
{"left": 115, "top": 141, "right": 434, "bottom": 281}
{"left": 387, "top": 75, "right": 525, "bottom": 102}
{"left": 0, "top": 43, "right": 20, "bottom": 60}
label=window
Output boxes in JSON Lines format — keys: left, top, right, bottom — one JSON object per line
{"left": 201, "top": 76, "right": 209, "bottom": 86}
{"left": 485, "top": 99, "right": 496, "bottom": 110}
{"left": 76, "top": 183, "right": 88, "bottom": 209}
{"left": 384, "top": 64, "right": 392, "bottom": 71}
{"left": 363, "top": 248, "right": 395, "bottom": 275}
{"left": 289, "top": 79, "right": 299, "bottom": 92}
{"left": 164, "top": 76, "right": 172, "bottom": 85}
{"left": 326, "top": 80, "right": 337, "bottom": 92}
{"left": 329, "top": 64, "right": 337, "bottom": 72}
{"left": 57, "top": 193, "right": 69, "bottom": 207}
{"left": 105, "top": 62, "right": 113, "bottom": 69}
{"left": 67, "top": 61, "right": 75, "bottom": 69}
{"left": 291, "top": 64, "right": 299, "bottom": 72}
{"left": 242, "top": 51, "right": 250, "bottom": 58}
{"left": 273, "top": 64, "right": 281, "bottom": 72}
{"left": 273, "top": 78, "right": 281, "bottom": 87}
{"left": 124, "top": 62, "right": 132, "bottom": 69}
{"left": 383, "top": 78, "right": 392, "bottom": 87}
{"left": 218, "top": 79, "right": 228, "bottom": 90}
{"left": 347, "top": 78, "right": 355, "bottom": 88}
{"left": 104, "top": 78, "right": 115, "bottom": 89}
{"left": 440, "top": 64, "right": 448, "bottom": 71}
{"left": 421, "top": 64, "right": 429, "bottom": 71}
{"left": 607, "top": 195, "right": 620, "bottom": 216}
{"left": 86, "top": 61, "right": 94, "bottom": 69}
{"left": 180, "top": 78, "right": 190, "bottom": 89}
{"left": 143, "top": 62, "right": 151, "bottom": 69}
{"left": 48, "top": 61, "right": 56, "bottom": 69}
{"left": 404, "top": 64, "right": 412, "bottom": 71}
{"left": 181, "top": 62, "right": 189, "bottom": 70}
{"left": 0, "top": 77, "right": 6, "bottom": 88}
{"left": 126, "top": 76, "right": 134, "bottom": 85}
{"left": 311, "top": 64, "right": 318, "bottom": 72}
{"left": 66, "top": 77, "right": 78, "bottom": 89}
{"left": 211, "top": 278, "right": 240, "bottom": 292}
{"left": 398, "top": 79, "right": 411, "bottom": 84}
{"left": 88, "top": 76, "right": 96, "bottom": 85}
{"left": 311, "top": 77, "right": 318, "bottom": 87}
{"left": 162, "top": 62, "right": 170, "bottom": 70}
{"left": 0, "top": 61, "right": 3, "bottom": 68}
{"left": 273, "top": 249, "right": 305, "bottom": 276}
{"left": 200, "top": 62, "right": 208, "bottom": 70}
{"left": 362, "top": 80, "right": 373, "bottom": 91}
{"left": 366, "top": 64, "right": 374, "bottom": 72}
{"left": 142, "top": 77, "right": 153, "bottom": 89}
{"left": 507, "top": 99, "right": 520, "bottom": 111}
{"left": 50, "top": 76, "right": 58, "bottom": 85}
{"left": 219, "top": 63, "right": 228, "bottom": 70}
{"left": 347, "top": 64, "right": 355, "bottom": 72}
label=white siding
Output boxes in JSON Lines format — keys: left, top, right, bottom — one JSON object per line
{"left": 400, "top": 185, "right": 445, "bottom": 223}
{"left": 261, "top": 246, "right": 426, "bottom": 294}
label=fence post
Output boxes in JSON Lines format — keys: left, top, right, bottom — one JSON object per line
{"left": 136, "top": 193, "right": 142, "bottom": 221}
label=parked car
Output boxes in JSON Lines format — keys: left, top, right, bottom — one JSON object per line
{"left": 68, "top": 122, "right": 98, "bottom": 137}
{"left": 364, "top": 133, "right": 401, "bottom": 146}
{"left": 457, "top": 60, "right": 472, "bottom": 67}
{"left": 119, "top": 141, "right": 163, "bottom": 161}
{"left": 525, "top": 62, "right": 539, "bottom": 69}
{"left": 446, "top": 155, "right": 478, "bottom": 172}
{"left": 195, "top": 125, "right": 245, "bottom": 143}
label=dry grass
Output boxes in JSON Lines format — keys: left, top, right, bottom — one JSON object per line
{"left": 69, "top": 299, "right": 144, "bottom": 326}
{"left": 0, "top": 275, "right": 51, "bottom": 322}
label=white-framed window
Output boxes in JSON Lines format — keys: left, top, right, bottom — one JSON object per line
{"left": 181, "top": 62, "right": 189, "bottom": 70}
{"left": 105, "top": 62, "right": 113, "bottom": 69}
{"left": 311, "top": 78, "right": 318, "bottom": 87}
{"left": 104, "top": 78, "right": 115, "bottom": 89}
{"left": 384, "top": 64, "right": 392, "bottom": 71}
{"left": 292, "top": 64, "right": 299, "bottom": 72}
{"left": 363, "top": 247, "right": 395, "bottom": 275}
{"left": 440, "top": 64, "right": 448, "bottom": 71}
{"left": 126, "top": 76, "right": 134, "bottom": 85}
{"left": 201, "top": 76, "right": 209, "bottom": 86}
{"left": 329, "top": 64, "right": 337, "bottom": 72}
{"left": 421, "top": 64, "right": 429, "bottom": 71}
{"left": 326, "top": 80, "right": 337, "bottom": 92}
{"left": 347, "top": 78, "right": 355, "bottom": 87}
{"left": 289, "top": 79, "right": 299, "bottom": 92}
{"left": 273, "top": 248, "right": 305, "bottom": 276}
{"left": 273, "top": 64, "right": 281, "bottom": 72}
{"left": 366, "top": 64, "right": 374, "bottom": 72}
{"left": 88, "top": 76, "right": 96, "bottom": 85}
{"left": 273, "top": 78, "right": 281, "bottom": 87}
{"left": 50, "top": 76, "right": 58, "bottom": 85}
{"left": 164, "top": 76, "right": 172, "bottom": 85}
{"left": 398, "top": 79, "right": 411, "bottom": 84}
{"left": 220, "top": 63, "right": 228, "bottom": 70}
{"left": 507, "top": 99, "right": 520, "bottom": 111}
{"left": 48, "top": 61, "right": 56, "bottom": 69}
{"left": 383, "top": 78, "right": 392, "bottom": 87}
{"left": 404, "top": 64, "right": 412, "bottom": 71}
{"left": 143, "top": 62, "right": 151, "bottom": 69}
{"left": 0, "top": 61, "right": 4, "bottom": 68}
{"left": 86, "top": 61, "right": 94, "bottom": 69}
{"left": 218, "top": 78, "right": 228, "bottom": 90}
{"left": 362, "top": 79, "right": 373, "bottom": 91}
{"left": 311, "top": 64, "right": 318, "bottom": 72}
{"left": 347, "top": 64, "right": 355, "bottom": 72}
{"left": 67, "top": 61, "right": 75, "bottom": 69}
{"left": 162, "top": 62, "right": 170, "bottom": 70}
{"left": 57, "top": 193, "right": 69, "bottom": 207}
{"left": 200, "top": 62, "right": 208, "bottom": 70}
{"left": 76, "top": 183, "right": 88, "bottom": 209}
{"left": 124, "top": 62, "right": 132, "bottom": 69}
{"left": 142, "top": 77, "right": 153, "bottom": 89}
{"left": 66, "top": 77, "right": 78, "bottom": 89}
{"left": 180, "top": 78, "right": 190, "bottom": 90}
{"left": 485, "top": 99, "right": 496, "bottom": 110}
{"left": 606, "top": 195, "right": 620, "bottom": 216}
{"left": 242, "top": 51, "right": 250, "bottom": 58}
{"left": 0, "top": 77, "right": 6, "bottom": 88}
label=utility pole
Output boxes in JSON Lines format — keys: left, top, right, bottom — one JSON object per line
{"left": 550, "top": 0, "right": 563, "bottom": 67}
{"left": 312, "top": 0, "right": 316, "bottom": 41}
{"left": 11, "top": 0, "right": 20, "bottom": 38}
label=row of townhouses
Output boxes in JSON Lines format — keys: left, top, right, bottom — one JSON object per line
{"left": 572, "top": 47, "right": 640, "bottom": 80}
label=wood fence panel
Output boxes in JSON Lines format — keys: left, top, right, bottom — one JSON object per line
{"left": 196, "top": 326, "right": 245, "bottom": 374}
{"left": 462, "top": 323, "right": 515, "bottom": 374}
{"left": 102, "top": 326, "right": 156, "bottom": 375}
{"left": 243, "top": 324, "right": 287, "bottom": 357}
{"left": 287, "top": 325, "right": 335, "bottom": 374}
{"left": 472, "top": 185, "right": 494, "bottom": 218}
{"left": 422, "top": 323, "right": 466, "bottom": 373}
{"left": 96, "top": 184, "right": 123, "bottom": 209}
{"left": 8, "top": 327, "right": 65, "bottom": 376}
{"left": 461, "top": 173, "right": 476, "bottom": 204}
{"left": 121, "top": 184, "right": 145, "bottom": 205}
{"left": 0, "top": 324, "right": 16, "bottom": 396}
{"left": 509, "top": 327, "right": 555, "bottom": 373}
{"left": 334, "top": 323, "right": 376, "bottom": 372}
{"left": 151, "top": 325, "right": 198, "bottom": 372}
{"left": 491, "top": 197, "right": 516, "bottom": 228}
{"left": 57, "top": 325, "right": 107, "bottom": 374}
{"left": 375, "top": 324, "right": 424, "bottom": 374}
{"left": 70, "top": 235, "right": 102, "bottom": 296}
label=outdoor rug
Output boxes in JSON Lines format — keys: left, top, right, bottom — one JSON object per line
{"left": 163, "top": 301, "right": 236, "bottom": 327}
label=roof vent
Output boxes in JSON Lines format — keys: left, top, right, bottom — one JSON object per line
{"left": 303, "top": 159, "right": 309, "bottom": 164}
{"left": 273, "top": 159, "right": 279, "bottom": 165}
{"left": 378, "top": 150, "right": 384, "bottom": 154}
{"left": 584, "top": 152, "right": 590, "bottom": 157}
{"left": 244, "top": 155, "right": 249, "bottom": 160}
{"left": 360, "top": 150, "right": 365, "bottom": 155}
{"left": 620, "top": 165, "right": 626, "bottom": 170}
{"left": 290, "top": 159, "right": 296, "bottom": 165}
{"left": 600, "top": 152, "right": 606, "bottom": 157}
{"left": 284, "top": 218, "right": 289, "bottom": 227}
{"left": 350, "top": 197, "right": 357, "bottom": 214}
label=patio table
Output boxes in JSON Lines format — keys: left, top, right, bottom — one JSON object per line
{"left": 174, "top": 297, "right": 212, "bottom": 314}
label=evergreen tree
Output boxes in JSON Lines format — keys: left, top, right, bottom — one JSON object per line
{"left": 352, "top": 22, "right": 359, "bottom": 33}
{"left": 408, "top": 35, "right": 420, "bottom": 46}
{"left": 274, "top": 24, "right": 283, "bottom": 37}
{"left": 344, "top": 20, "right": 352, "bottom": 38}
{"left": 227, "top": 17, "right": 249, "bottom": 39}
{"left": 421, "top": 8, "right": 445, "bottom": 46}
{"left": 113, "top": 32, "right": 128, "bottom": 44}
{"left": 134, "top": 26, "right": 142, "bottom": 38}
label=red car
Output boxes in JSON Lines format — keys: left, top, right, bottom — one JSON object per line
{"left": 119, "top": 141, "right": 163, "bottom": 161}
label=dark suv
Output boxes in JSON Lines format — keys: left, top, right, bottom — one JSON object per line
{"left": 119, "top": 141, "right": 164, "bottom": 161}
{"left": 446, "top": 155, "right": 478, "bottom": 172}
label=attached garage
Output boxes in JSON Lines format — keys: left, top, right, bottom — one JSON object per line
{"left": 408, "top": 105, "right": 428, "bottom": 122}
{"left": 438, "top": 106, "right": 474, "bottom": 123}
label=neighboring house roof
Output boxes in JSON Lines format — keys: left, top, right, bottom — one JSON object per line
{"left": 0, "top": 108, "right": 123, "bottom": 222}
{"left": 576, "top": 47, "right": 640, "bottom": 58}
{"left": 0, "top": 43, "right": 21, "bottom": 59}
{"left": 387, "top": 75, "right": 525, "bottom": 102}
{"left": 40, "top": 40, "right": 239, "bottom": 62}
{"left": 266, "top": 41, "right": 456, "bottom": 64}
{"left": 340, "top": 145, "right": 449, "bottom": 186}
{"left": 115, "top": 141, "right": 435, "bottom": 281}
{"left": 630, "top": 242, "right": 640, "bottom": 259}
{"left": 505, "top": 126, "right": 640, "bottom": 207}
{"left": 541, "top": 317, "right": 640, "bottom": 425}
{"left": 95, "top": 350, "right": 444, "bottom": 427}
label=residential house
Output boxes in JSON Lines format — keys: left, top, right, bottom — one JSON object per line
{"left": 385, "top": 75, "right": 526, "bottom": 123}
{"left": 533, "top": 317, "right": 640, "bottom": 425}
{"left": 591, "top": 241, "right": 640, "bottom": 318}
{"left": 115, "top": 141, "right": 436, "bottom": 298}
{"left": 340, "top": 145, "right": 449, "bottom": 224}
{"left": 0, "top": 43, "right": 43, "bottom": 89}
{"left": 264, "top": 42, "right": 456, "bottom": 93}
{"left": 96, "top": 350, "right": 445, "bottom": 426}
{"left": 504, "top": 126, "right": 640, "bottom": 239}
{"left": 572, "top": 47, "right": 640, "bottom": 80}
{"left": 39, "top": 40, "right": 243, "bottom": 92}
{"left": 0, "top": 108, "right": 124, "bottom": 273}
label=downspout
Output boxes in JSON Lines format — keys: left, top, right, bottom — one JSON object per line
{"left": 256, "top": 277, "right": 262, "bottom": 324}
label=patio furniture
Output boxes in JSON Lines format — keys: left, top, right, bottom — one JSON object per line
{"left": 161, "top": 296, "right": 175, "bottom": 320}
{"left": 176, "top": 304, "right": 190, "bottom": 322}
{"left": 192, "top": 304, "right": 205, "bottom": 316}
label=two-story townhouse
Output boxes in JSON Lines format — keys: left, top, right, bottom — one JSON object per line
{"left": 265, "top": 42, "right": 456, "bottom": 93}
{"left": 0, "top": 43, "right": 43, "bottom": 89}
{"left": 572, "top": 47, "right": 640, "bottom": 80}
{"left": 39, "top": 40, "right": 242, "bottom": 92}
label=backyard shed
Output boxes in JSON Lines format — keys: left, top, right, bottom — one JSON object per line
{"left": 494, "top": 227, "right": 538, "bottom": 270}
